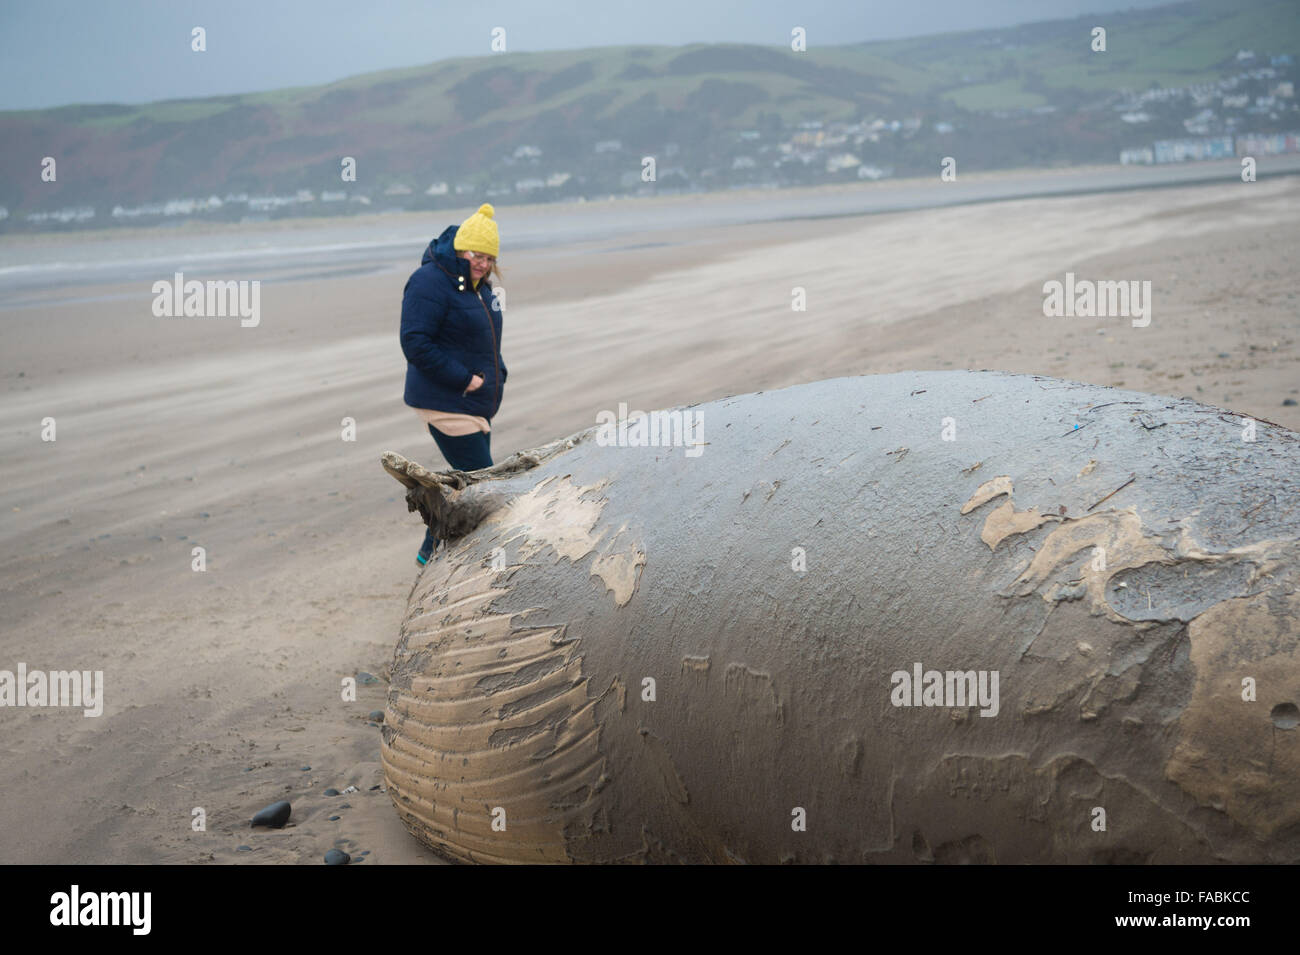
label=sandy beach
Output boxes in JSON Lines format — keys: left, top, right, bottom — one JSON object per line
{"left": 1, "top": 173, "right": 1297, "bottom": 864}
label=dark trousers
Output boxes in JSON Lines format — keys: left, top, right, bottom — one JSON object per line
{"left": 419, "top": 425, "right": 493, "bottom": 558}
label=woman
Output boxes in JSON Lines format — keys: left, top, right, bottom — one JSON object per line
{"left": 399, "top": 203, "right": 508, "bottom": 565}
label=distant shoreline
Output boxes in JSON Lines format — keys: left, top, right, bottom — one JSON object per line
{"left": 3, "top": 154, "right": 1298, "bottom": 301}
{"left": 4, "top": 154, "right": 1299, "bottom": 251}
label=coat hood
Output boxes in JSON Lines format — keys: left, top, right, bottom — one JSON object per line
{"left": 421, "top": 225, "right": 490, "bottom": 291}
{"left": 421, "top": 225, "right": 456, "bottom": 267}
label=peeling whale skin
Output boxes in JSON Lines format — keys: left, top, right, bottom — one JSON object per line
{"left": 379, "top": 371, "right": 1300, "bottom": 864}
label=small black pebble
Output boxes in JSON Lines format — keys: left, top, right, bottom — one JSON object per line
{"left": 368, "top": 710, "right": 385, "bottom": 722}
{"left": 237, "top": 845, "right": 253, "bottom": 852}
{"left": 369, "top": 785, "right": 381, "bottom": 791}
{"left": 329, "top": 815, "right": 340, "bottom": 821}
{"left": 356, "top": 672, "right": 379, "bottom": 685}
{"left": 338, "top": 803, "right": 352, "bottom": 809}
{"left": 323, "top": 788, "right": 340, "bottom": 796}
{"left": 360, "top": 850, "right": 370, "bottom": 857}
{"left": 301, "top": 766, "right": 311, "bottom": 771}
{"left": 324, "top": 849, "right": 351, "bottom": 865}
{"left": 1284, "top": 398, "right": 1297, "bottom": 406}
{"left": 250, "top": 800, "right": 292, "bottom": 828}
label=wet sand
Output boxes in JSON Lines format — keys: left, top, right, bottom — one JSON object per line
{"left": 0, "top": 174, "right": 1297, "bottom": 863}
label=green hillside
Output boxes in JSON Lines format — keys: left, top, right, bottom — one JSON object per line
{"left": 1, "top": 0, "right": 1296, "bottom": 223}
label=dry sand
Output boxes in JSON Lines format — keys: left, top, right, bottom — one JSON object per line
{"left": 1, "top": 174, "right": 1297, "bottom": 863}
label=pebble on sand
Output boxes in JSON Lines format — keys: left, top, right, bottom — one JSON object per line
{"left": 323, "top": 788, "right": 340, "bottom": 796}
{"left": 324, "top": 849, "right": 351, "bottom": 866}
{"left": 368, "top": 710, "right": 385, "bottom": 722}
{"left": 250, "top": 800, "right": 292, "bottom": 828}
{"left": 356, "top": 672, "right": 380, "bottom": 685}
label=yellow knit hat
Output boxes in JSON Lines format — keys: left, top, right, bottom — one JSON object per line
{"left": 452, "top": 203, "right": 499, "bottom": 258}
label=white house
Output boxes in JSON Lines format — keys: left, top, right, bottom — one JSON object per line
{"left": 826, "top": 153, "right": 861, "bottom": 173}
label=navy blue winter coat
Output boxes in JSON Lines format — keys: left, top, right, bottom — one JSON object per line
{"left": 400, "top": 225, "right": 507, "bottom": 420}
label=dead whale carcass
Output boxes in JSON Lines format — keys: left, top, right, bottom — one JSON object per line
{"left": 379, "top": 370, "right": 1300, "bottom": 864}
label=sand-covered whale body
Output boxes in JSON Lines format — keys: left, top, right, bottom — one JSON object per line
{"left": 378, "top": 370, "right": 1300, "bottom": 864}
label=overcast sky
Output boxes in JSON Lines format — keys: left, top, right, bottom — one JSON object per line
{"left": 1, "top": 0, "right": 1184, "bottom": 111}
